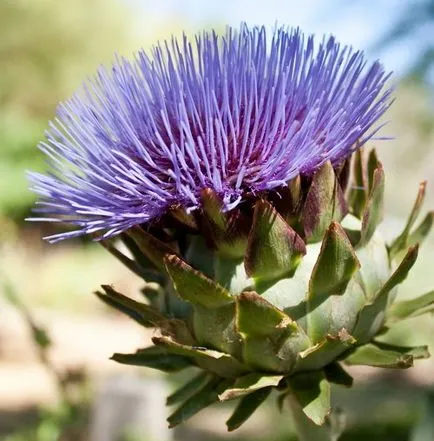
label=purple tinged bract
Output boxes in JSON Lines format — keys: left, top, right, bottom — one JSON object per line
{"left": 28, "top": 24, "right": 393, "bottom": 242}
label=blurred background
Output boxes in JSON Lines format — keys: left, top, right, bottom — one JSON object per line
{"left": 0, "top": 0, "right": 433, "bottom": 440}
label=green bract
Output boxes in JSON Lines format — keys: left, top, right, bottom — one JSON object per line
{"left": 97, "top": 149, "right": 433, "bottom": 431}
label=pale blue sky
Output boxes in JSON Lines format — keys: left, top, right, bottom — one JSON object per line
{"left": 123, "top": 0, "right": 423, "bottom": 78}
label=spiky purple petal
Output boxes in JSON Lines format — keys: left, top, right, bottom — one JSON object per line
{"left": 28, "top": 24, "right": 393, "bottom": 241}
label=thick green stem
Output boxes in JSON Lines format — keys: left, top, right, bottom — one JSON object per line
{"left": 288, "top": 394, "right": 331, "bottom": 441}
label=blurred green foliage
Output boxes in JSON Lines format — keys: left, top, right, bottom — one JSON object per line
{"left": 0, "top": 0, "right": 134, "bottom": 220}
{"left": 1, "top": 274, "right": 89, "bottom": 441}
{"left": 3, "top": 403, "right": 88, "bottom": 441}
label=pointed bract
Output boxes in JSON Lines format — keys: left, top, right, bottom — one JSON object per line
{"left": 201, "top": 188, "right": 226, "bottom": 229}
{"left": 359, "top": 164, "right": 385, "bottom": 247}
{"left": 152, "top": 336, "right": 249, "bottom": 378}
{"left": 335, "top": 159, "right": 351, "bottom": 193}
{"left": 324, "top": 362, "right": 353, "bottom": 388}
{"left": 164, "top": 254, "right": 233, "bottom": 308}
{"left": 297, "top": 329, "right": 357, "bottom": 370}
{"left": 345, "top": 341, "right": 429, "bottom": 368}
{"left": 367, "top": 149, "right": 380, "bottom": 192}
{"left": 95, "top": 285, "right": 164, "bottom": 327}
{"left": 237, "top": 292, "right": 310, "bottom": 372}
{"left": 389, "top": 182, "right": 427, "bottom": 258}
{"left": 167, "top": 376, "right": 231, "bottom": 428}
{"left": 127, "top": 227, "right": 177, "bottom": 272}
{"left": 200, "top": 189, "right": 250, "bottom": 258}
{"left": 407, "top": 211, "right": 434, "bottom": 248}
{"left": 226, "top": 387, "right": 272, "bottom": 431}
{"left": 348, "top": 147, "right": 368, "bottom": 218}
{"left": 170, "top": 207, "right": 198, "bottom": 230}
{"left": 245, "top": 199, "right": 306, "bottom": 281}
{"left": 268, "top": 175, "right": 302, "bottom": 225}
{"left": 219, "top": 373, "right": 283, "bottom": 401}
{"left": 377, "top": 245, "right": 419, "bottom": 299}
{"left": 237, "top": 291, "right": 297, "bottom": 338}
{"left": 352, "top": 245, "right": 419, "bottom": 340}
{"left": 309, "top": 222, "right": 360, "bottom": 298}
{"left": 303, "top": 161, "right": 348, "bottom": 242}
{"left": 289, "top": 371, "right": 331, "bottom": 425}
{"left": 100, "top": 240, "right": 148, "bottom": 279}
{"left": 111, "top": 346, "right": 192, "bottom": 372}
{"left": 388, "top": 290, "right": 434, "bottom": 322}
{"left": 167, "top": 372, "right": 210, "bottom": 406}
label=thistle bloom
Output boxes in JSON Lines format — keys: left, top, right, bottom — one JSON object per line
{"left": 29, "top": 24, "right": 434, "bottom": 438}
{"left": 29, "top": 24, "right": 392, "bottom": 241}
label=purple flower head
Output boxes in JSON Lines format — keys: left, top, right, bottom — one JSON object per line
{"left": 29, "top": 24, "right": 393, "bottom": 242}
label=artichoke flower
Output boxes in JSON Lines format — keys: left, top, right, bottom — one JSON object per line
{"left": 29, "top": 25, "right": 434, "bottom": 438}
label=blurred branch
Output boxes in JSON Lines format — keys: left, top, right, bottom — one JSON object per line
{"left": 1, "top": 273, "right": 89, "bottom": 440}
{"left": 1, "top": 273, "right": 67, "bottom": 400}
